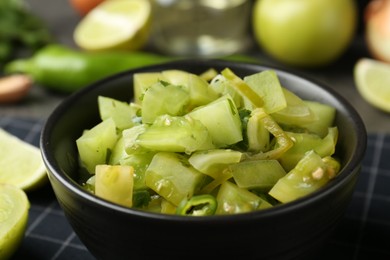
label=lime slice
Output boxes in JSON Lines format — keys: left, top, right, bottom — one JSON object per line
{"left": 0, "top": 184, "right": 29, "bottom": 260}
{"left": 74, "top": 0, "right": 151, "bottom": 51}
{"left": 0, "top": 128, "right": 47, "bottom": 191}
{"left": 354, "top": 58, "right": 390, "bottom": 112}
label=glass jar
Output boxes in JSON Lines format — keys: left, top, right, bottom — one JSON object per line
{"left": 149, "top": 0, "right": 252, "bottom": 57}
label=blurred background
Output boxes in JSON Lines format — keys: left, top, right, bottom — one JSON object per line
{"left": 1, "top": 0, "right": 390, "bottom": 132}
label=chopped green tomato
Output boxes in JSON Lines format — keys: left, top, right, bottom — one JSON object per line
{"left": 122, "top": 124, "right": 148, "bottom": 153}
{"left": 77, "top": 68, "right": 341, "bottom": 215}
{"left": 221, "top": 68, "right": 264, "bottom": 108}
{"left": 199, "top": 68, "right": 218, "bottom": 82}
{"left": 109, "top": 136, "right": 126, "bottom": 165}
{"left": 145, "top": 152, "right": 205, "bottom": 206}
{"left": 231, "top": 160, "right": 286, "bottom": 191}
{"left": 278, "top": 127, "right": 338, "bottom": 171}
{"left": 98, "top": 96, "right": 141, "bottom": 130}
{"left": 161, "top": 69, "right": 189, "bottom": 85}
{"left": 188, "top": 149, "right": 242, "bottom": 179}
{"left": 136, "top": 115, "right": 215, "bottom": 154}
{"left": 141, "top": 81, "right": 190, "bottom": 124}
{"left": 76, "top": 118, "right": 118, "bottom": 173}
{"left": 119, "top": 151, "right": 155, "bottom": 191}
{"left": 133, "top": 72, "right": 167, "bottom": 104}
{"left": 209, "top": 74, "right": 243, "bottom": 108}
{"left": 322, "top": 156, "right": 341, "bottom": 179}
{"left": 269, "top": 150, "right": 340, "bottom": 203}
{"left": 176, "top": 194, "right": 217, "bottom": 216}
{"left": 216, "top": 181, "right": 272, "bottom": 214}
{"left": 95, "top": 165, "right": 134, "bottom": 207}
{"left": 246, "top": 110, "right": 270, "bottom": 152}
{"left": 246, "top": 108, "right": 293, "bottom": 160}
{"left": 84, "top": 175, "right": 95, "bottom": 193}
{"left": 108, "top": 135, "right": 134, "bottom": 165}
{"left": 272, "top": 88, "right": 317, "bottom": 126}
{"left": 162, "top": 70, "right": 219, "bottom": 108}
{"left": 243, "top": 70, "right": 287, "bottom": 113}
{"left": 161, "top": 199, "right": 177, "bottom": 214}
{"left": 145, "top": 195, "right": 165, "bottom": 213}
{"left": 199, "top": 170, "right": 232, "bottom": 195}
{"left": 301, "top": 101, "right": 336, "bottom": 137}
{"left": 188, "top": 94, "right": 243, "bottom": 147}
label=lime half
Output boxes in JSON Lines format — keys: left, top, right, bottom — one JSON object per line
{"left": 354, "top": 58, "right": 390, "bottom": 113}
{"left": 74, "top": 0, "right": 151, "bottom": 51}
{"left": 0, "top": 184, "right": 29, "bottom": 260}
{"left": 0, "top": 128, "right": 47, "bottom": 191}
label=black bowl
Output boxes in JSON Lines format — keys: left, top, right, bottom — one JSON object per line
{"left": 40, "top": 60, "right": 366, "bottom": 260}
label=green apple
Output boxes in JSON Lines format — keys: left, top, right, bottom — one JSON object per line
{"left": 252, "top": 0, "right": 358, "bottom": 67}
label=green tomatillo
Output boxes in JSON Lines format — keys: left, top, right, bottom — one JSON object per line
{"left": 252, "top": 0, "right": 358, "bottom": 67}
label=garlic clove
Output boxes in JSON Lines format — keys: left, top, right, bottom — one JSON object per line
{"left": 0, "top": 74, "right": 33, "bottom": 104}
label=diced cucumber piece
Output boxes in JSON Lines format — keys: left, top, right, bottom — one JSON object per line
{"left": 76, "top": 118, "right": 118, "bottom": 173}
{"left": 231, "top": 160, "right": 286, "bottom": 191}
{"left": 95, "top": 164, "right": 134, "bottom": 207}
{"left": 188, "top": 94, "right": 243, "bottom": 147}
{"left": 216, "top": 181, "right": 272, "bottom": 214}
{"left": 133, "top": 72, "right": 167, "bottom": 104}
{"left": 301, "top": 101, "right": 336, "bottom": 137}
{"left": 162, "top": 70, "right": 219, "bottom": 108}
{"left": 141, "top": 81, "right": 190, "bottom": 124}
{"left": 188, "top": 149, "right": 242, "bottom": 179}
{"left": 269, "top": 150, "right": 337, "bottom": 203}
{"left": 136, "top": 115, "right": 215, "bottom": 154}
{"left": 244, "top": 70, "right": 287, "bottom": 113}
{"left": 98, "top": 96, "right": 140, "bottom": 130}
{"left": 278, "top": 127, "right": 338, "bottom": 171}
{"left": 145, "top": 152, "right": 205, "bottom": 206}
{"left": 272, "top": 88, "right": 317, "bottom": 126}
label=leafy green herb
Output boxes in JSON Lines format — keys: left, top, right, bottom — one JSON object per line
{"left": 0, "top": 0, "right": 53, "bottom": 67}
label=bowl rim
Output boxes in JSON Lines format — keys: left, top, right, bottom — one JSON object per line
{"left": 40, "top": 59, "right": 367, "bottom": 222}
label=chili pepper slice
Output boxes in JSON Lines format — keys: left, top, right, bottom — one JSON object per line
{"left": 246, "top": 108, "right": 293, "bottom": 160}
{"left": 176, "top": 194, "right": 217, "bottom": 216}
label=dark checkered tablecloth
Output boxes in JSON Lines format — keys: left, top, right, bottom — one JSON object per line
{"left": 2, "top": 116, "right": 390, "bottom": 260}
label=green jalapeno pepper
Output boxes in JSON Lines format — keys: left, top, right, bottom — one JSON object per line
{"left": 3, "top": 44, "right": 259, "bottom": 94}
{"left": 176, "top": 194, "right": 217, "bottom": 216}
{"left": 4, "top": 44, "right": 173, "bottom": 93}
